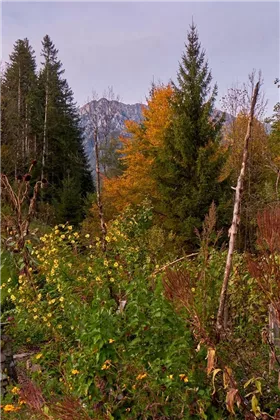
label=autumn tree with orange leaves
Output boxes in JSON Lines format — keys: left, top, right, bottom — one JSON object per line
{"left": 102, "top": 84, "right": 174, "bottom": 217}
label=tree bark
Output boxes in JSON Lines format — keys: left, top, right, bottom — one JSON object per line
{"left": 42, "top": 65, "right": 49, "bottom": 179}
{"left": 15, "top": 65, "right": 21, "bottom": 177}
{"left": 94, "top": 128, "right": 107, "bottom": 252}
{"left": 216, "top": 81, "right": 260, "bottom": 337}
{"left": 268, "top": 303, "right": 280, "bottom": 374}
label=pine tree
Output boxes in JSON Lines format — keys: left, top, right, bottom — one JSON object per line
{"left": 0, "top": 69, "right": 6, "bottom": 159}
{"left": 55, "top": 176, "right": 83, "bottom": 225}
{"left": 1, "top": 38, "right": 38, "bottom": 176}
{"left": 38, "top": 35, "right": 94, "bottom": 212}
{"left": 152, "top": 23, "right": 230, "bottom": 248}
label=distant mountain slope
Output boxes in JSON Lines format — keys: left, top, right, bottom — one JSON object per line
{"left": 80, "top": 98, "right": 271, "bottom": 176}
{"left": 80, "top": 98, "right": 144, "bottom": 159}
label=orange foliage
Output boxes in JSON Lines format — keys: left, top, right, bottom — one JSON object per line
{"left": 103, "top": 84, "right": 174, "bottom": 214}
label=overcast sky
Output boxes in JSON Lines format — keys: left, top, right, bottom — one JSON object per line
{"left": 1, "top": 1, "right": 279, "bottom": 116}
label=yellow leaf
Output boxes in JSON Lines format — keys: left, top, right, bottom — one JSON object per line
{"left": 206, "top": 347, "right": 216, "bottom": 375}
{"left": 211, "top": 368, "right": 222, "bottom": 395}
{"left": 251, "top": 394, "right": 259, "bottom": 414}
{"left": 223, "top": 366, "right": 232, "bottom": 390}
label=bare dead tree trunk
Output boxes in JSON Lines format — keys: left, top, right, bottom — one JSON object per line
{"left": 216, "top": 81, "right": 260, "bottom": 337}
{"left": 42, "top": 65, "right": 49, "bottom": 179}
{"left": 268, "top": 304, "right": 280, "bottom": 374}
{"left": 94, "top": 128, "right": 107, "bottom": 252}
{"left": 25, "top": 102, "right": 29, "bottom": 161}
{"left": 276, "top": 170, "right": 280, "bottom": 201}
{"left": 16, "top": 65, "right": 21, "bottom": 177}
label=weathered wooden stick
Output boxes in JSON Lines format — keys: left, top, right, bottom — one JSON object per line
{"left": 216, "top": 81, "right": 260, "bottom": 336}
{"left": 152, "top": 252, "right": 199, "bottom": 275}
{"left": 94, "top": 128, "right": 107, "bottom": 252}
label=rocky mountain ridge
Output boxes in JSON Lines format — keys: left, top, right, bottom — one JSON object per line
{"left": 80, "top": 98, "right": 234, "bottom": 163}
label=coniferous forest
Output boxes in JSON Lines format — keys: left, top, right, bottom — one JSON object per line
{"left": 1, "top": 21, "right": 280, "bottom": 419}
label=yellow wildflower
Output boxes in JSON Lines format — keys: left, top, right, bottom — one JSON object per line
{"left": 58, "top": 324, "right": 62, "bottom": 329}
{"left": 110, "top": 278, "right": 115, "bottom": 283}
{"left": 105, "top": 236, "right": 110, "bottom": 242}
{"left": 101, "top": 360, "right": 111, "bottom": 370}
{"left": 59, "top": 296, "right": 64, "bottom": 302}
{"left": 8, "top": 278, "right": 12, "bottom": 283}
{"left": 71, "top": 369, "right": 79, "bottom": 375}
{"left": 114, "top": 262, "right": 119, "bottom": 268}
{"left": 61, "top": 234, "right": 65, "bottom": 240}
{"left": 191, "top": 287, "right": 195, "bottom": 292}
{"left": 179, "top": 374, "right": 189, "bottom": 382}
{"left": 11, "top": 386, "right": 20, "bottom": 395}
{"left": 35, "top": 353, "right": 43, "bottom": 360}
{"left": 68, "top": 226, "right": 73, "bottom": 231}
{"left": 136, "top": 373, "right": 147, "bottom": 380}
{"left": 11, "top": 295, "right": 16, "bottom": 302}
{"left": 108, "top": 338, "right": 115, "bottom": 344}
{"left": 55, "top": 229, "right": 59, "bottom": 235}
{"left": 168, "top": 375, "right": 173, "bottom": 380}
{"left": 3, "top": 404, "right": 17, "bottom": 412}
{"left": 85, "top": 234, "right": 90, "bottom": 238}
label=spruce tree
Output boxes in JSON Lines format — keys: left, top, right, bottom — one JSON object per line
{"left": 0, "top": 69, "right": 6, "bottom": 160}
{"left": 153, "top": 23, "right": 230, "bottom": 248}
{"left": 38, "top": 35, "right": 94, "bottom": 214}
{"left": 1, "top": 38, "right": 38, "bottom": 176}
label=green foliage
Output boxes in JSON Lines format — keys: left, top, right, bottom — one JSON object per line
{"left": 1, "top": 38, "right": 39, "bottom": 175}
{"left": 38, "top": 35, "right": 94, "bottom": 201}
{"left": 152, "top": 23, "right": 230, "bottom": 249}
{"left": 1, "top": 35, "right": 94, "bottom": 224}
{"left": 2, "top": 204, "right": 223, "bottom": 419}
{"left": 55, "top": 177, "right": 84, "bottom": 226}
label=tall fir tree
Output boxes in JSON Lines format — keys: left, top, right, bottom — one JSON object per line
{"left": 0, "top": 68, "right": 6, "bottom": 158}
{"left": 1, "top": 38, "right": 39, "bottom": 176}
{"left": 38, "top": 35, "right": 94, "bottom": 219}
{"left": 152, "top": 23, "right": 230, "bottom": 248}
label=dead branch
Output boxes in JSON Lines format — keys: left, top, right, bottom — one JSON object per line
{"left": 152, "top": 253, "right": 198, "bottom": 275}
{"left": 216, "top": 81, "right": 260, "bottom": 337}
{"left": 94, "top": 127, "right": 107, "bottom": 252}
